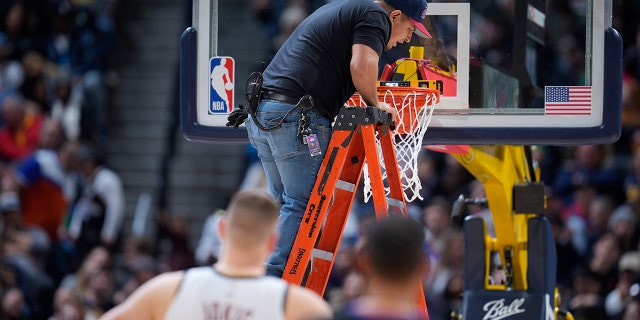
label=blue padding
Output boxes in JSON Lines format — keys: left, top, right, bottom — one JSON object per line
{"left": 464, "top": 216, "right": 487, "bottom": 291}
{"left": 179, "top": 27, "right": 249, "bottom": 144}
{"left": 462, "top": 290, "right": 553, "bottom": 320}
{"left": 527, "top": 216, "right": 557, "bottom": 295}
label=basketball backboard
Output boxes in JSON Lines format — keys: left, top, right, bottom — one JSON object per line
{"left": 180, "top": 0, "right": 622, "bottom": 145}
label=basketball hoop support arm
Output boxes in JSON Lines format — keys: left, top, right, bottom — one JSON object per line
{"left": 451, "top": 145, "right": 538, "bottom": 291}
{"left": 450, "top": 145, "right": 574, "bottom": 319}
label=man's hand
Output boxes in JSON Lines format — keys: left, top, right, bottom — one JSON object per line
{"left": 378, "top": 102, "right": 398, "bottom": 124}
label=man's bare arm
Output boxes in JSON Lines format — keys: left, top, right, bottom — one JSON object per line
{"left": 351, "top": 43, "right": 381, "bottom": 108}
{"left": 100, "top": 271, "right": 184, "bottom": 320}
{"left": 351, "top": 44, "right": 397, "bottom": 120}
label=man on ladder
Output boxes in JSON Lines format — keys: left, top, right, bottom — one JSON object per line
{"left": 228, "top": 0, "right": 432, "bottom": 281}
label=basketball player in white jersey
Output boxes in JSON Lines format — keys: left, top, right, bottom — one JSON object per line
{"left": 100, "top": 189, "right": 332, "bottom": 320}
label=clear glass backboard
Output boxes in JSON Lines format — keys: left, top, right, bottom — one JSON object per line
{"left": 180, "top": 0, "right": 622, "bottom": 145}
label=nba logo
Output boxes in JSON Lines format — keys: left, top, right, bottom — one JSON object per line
{"left": 209, "top": 57, "right": 235, "bottom": 114}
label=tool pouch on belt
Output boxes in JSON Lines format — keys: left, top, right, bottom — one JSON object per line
{"left": 227, "top": 71, "right": 314, "bottom": 132}
{"left": 226, "top": 71, "right": 263, "bottom": 128}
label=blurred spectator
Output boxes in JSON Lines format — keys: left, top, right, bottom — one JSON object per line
{"left": 76, "top": 264, "right": 115, "bottom": 318}
{"left": 0, "top": 94, "right": 43, "bottom": 163}
{"left": 328, "top": 270, "right": 365, "bottom": 312}
{"left": 46, "top": 9, "right": 74, "bottom": 75}
{"left": 49, "top": 76, "right": 84, "bottom": 142}
{"left": 466, "top": 179, "right": 494, "bottom": 237}
{"left": 589, "top": 233, "right": 623, "bottom": 294}
{"left": 156, "top": 212, "right": 195, "bottom": 271}
{"left": 249, "top": 0, "right": 319, "bottom": 57}
{"left": 425, "top": 230, "right": 464, "bottom": 320}
{"left": 622, "top": 73, "right": 640, "bottom": 128}
{"left": 324, "top": 214, "right": 376, "bottom": 303}
{"left": 36, "top": 2, "right": 114, "bottom": 147}
{"left": 1, "top": 141, "right": 78, "bottom": 243}
{"left": 553, "top": 145, "right": 627, "bottom": 257}
{"left": 238, "top": 159, "right": 269, "bottom": 192}
{"left": 585, "top": 195, "right": 616, "bottom": 254}
{"left": 119, "top": 236, "right": 155, "bottom": 274}
{"left": 272, "top": 5, "right": 307, "bottom": 52}
{"left": 2, "top": 220, "right": 56, "bottom": 319}
{"left": 194, "top": 209, "right": 224, "bottom": 266}
{"left": 66, "top": 141, "right": 124, "bottom": 263}
{"left": 553, "top": 145, "right": 626, "bottom": 210}
{"left": 0, "top": 0, "right": 120, "bottom": 317}
{"left": 625, "top": 149, "right": 640, "bottom": 213}
{"left": 57, "top": 245, "right": 115, "bottom": 317}
{"left": 623, "top": 20, "right": 640, "bottom": 82}
{"left": 532, "top": 146, "right": 564, "bottom": 187}
{"left": 605, "top": 251, "right": 640, "bottom": 318}
{"left": 19, "top": 73, "right": 50, "bottom": 113}
{"left": 608, "top": 205, "right": 639, "bottom": 254}
{"left": 37, "top": 117, "right": 67, "bottom": 151}
{"left": 568, "top": 267, "right": 608, "bottom": 320}
{"left": 1, "top": 2, "right": 35, "bottom": 61}
{"left": 111, "top": 255, "right": 158, "bottom": 306}
{"left": 1, "top": 286, "right": 27, "bottom": 319}
{"left": 0, "top": 34, "right": 24, "bottom": 96}
{"left": 470, "top": 3, "right": 512, "bottom": 70}
{"left": 624, "top": 300, "right": 640, "bottom": 320}
{"left": 562, "top": 182, "right": 594, "bottom": 257}
{"left": 440, "top": 155, "right": 474, "bottom": 204}
{"left": 110, "top": 235, "right": 158, "bottom": 303}
{"left": 548, "top": 213, "right": 582, "bottom": 291}
{"left": 415, "top": 150, "right": 443, "bottom": 206}
{"left": 422, "top": 196, "right": 455, "bottom": 269}
{"left": 69, "top": 7, "right": 112, "bottom": 148}
{"left": 60, "top": 246, "right": 110, "bottom": 290}
{"left": 48, "top": 286, "right": 85, "bottom": 320}
{"left": 326, "top": 242, "right": 359, "bottom": 302}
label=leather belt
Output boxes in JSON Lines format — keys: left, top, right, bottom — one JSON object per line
{"left": 260, "top": 90, "right": 301, "bottom": 105}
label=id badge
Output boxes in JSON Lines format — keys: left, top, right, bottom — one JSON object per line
{"left": 305, "top": 134, "right": 322, "bottom": 157}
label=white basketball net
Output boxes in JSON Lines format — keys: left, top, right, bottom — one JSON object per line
{"left": 346, "top": 89, "right": 437, "bottom": 203}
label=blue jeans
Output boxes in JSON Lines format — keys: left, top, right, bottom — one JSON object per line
{"left": 246, "top": 100, "right": 332, "bottom": 277}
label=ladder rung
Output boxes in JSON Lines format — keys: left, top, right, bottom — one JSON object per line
{"left": 312, "top": 248, "right": 334, "bottom": 261}
{"left": 387, "top": 197, "right": 405, "bottom": 210}
{"left": 335, "top": 180, "right": 355, "bottom": 192}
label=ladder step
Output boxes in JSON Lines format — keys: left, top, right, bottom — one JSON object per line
{"left": 312, "top": 248, "right": 334, "bottom": 261}
{"left": 387, "top": 197, "right": 405, "bottom": 210}
{"left": 336, "top": 180, "right": 355, "bottom": 192}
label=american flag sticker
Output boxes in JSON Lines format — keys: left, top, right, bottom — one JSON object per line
{"left": 544, "top": 86, "right": 592, "bottom": 115}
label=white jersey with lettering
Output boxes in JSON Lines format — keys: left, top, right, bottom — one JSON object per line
{"left": 164, "top": 267, "right": 288, "bottom": 320}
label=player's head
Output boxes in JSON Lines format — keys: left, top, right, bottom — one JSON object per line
{"left": 380, "top": 0, "right": 431, "bottom": 49}
{"left": 361, "top": 215, "right": 426, "bottom": 281}
{"left": 220, "top": 189, "right": 280, "bottom": 250}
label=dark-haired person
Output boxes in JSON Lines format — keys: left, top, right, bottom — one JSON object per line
{"left": 334, "top": 215, "right": 428, "bottom": 319}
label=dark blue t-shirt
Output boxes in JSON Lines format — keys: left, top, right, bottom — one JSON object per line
{"left": 262, "top": 0, "right": 391, "bottom": 119}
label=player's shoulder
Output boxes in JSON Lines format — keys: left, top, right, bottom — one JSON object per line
{"left": 285, "top": 285, "right": 332, "bottom": 320}
{"left": 99, "top": 271, "right": 186, "bottom": 320}
{"left": 138, "top": 270, "right": 186, "bottom": 298}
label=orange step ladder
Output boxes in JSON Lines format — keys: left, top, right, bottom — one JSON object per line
{"left": 281, "top": 105, "right": 428, "bottom": 318}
